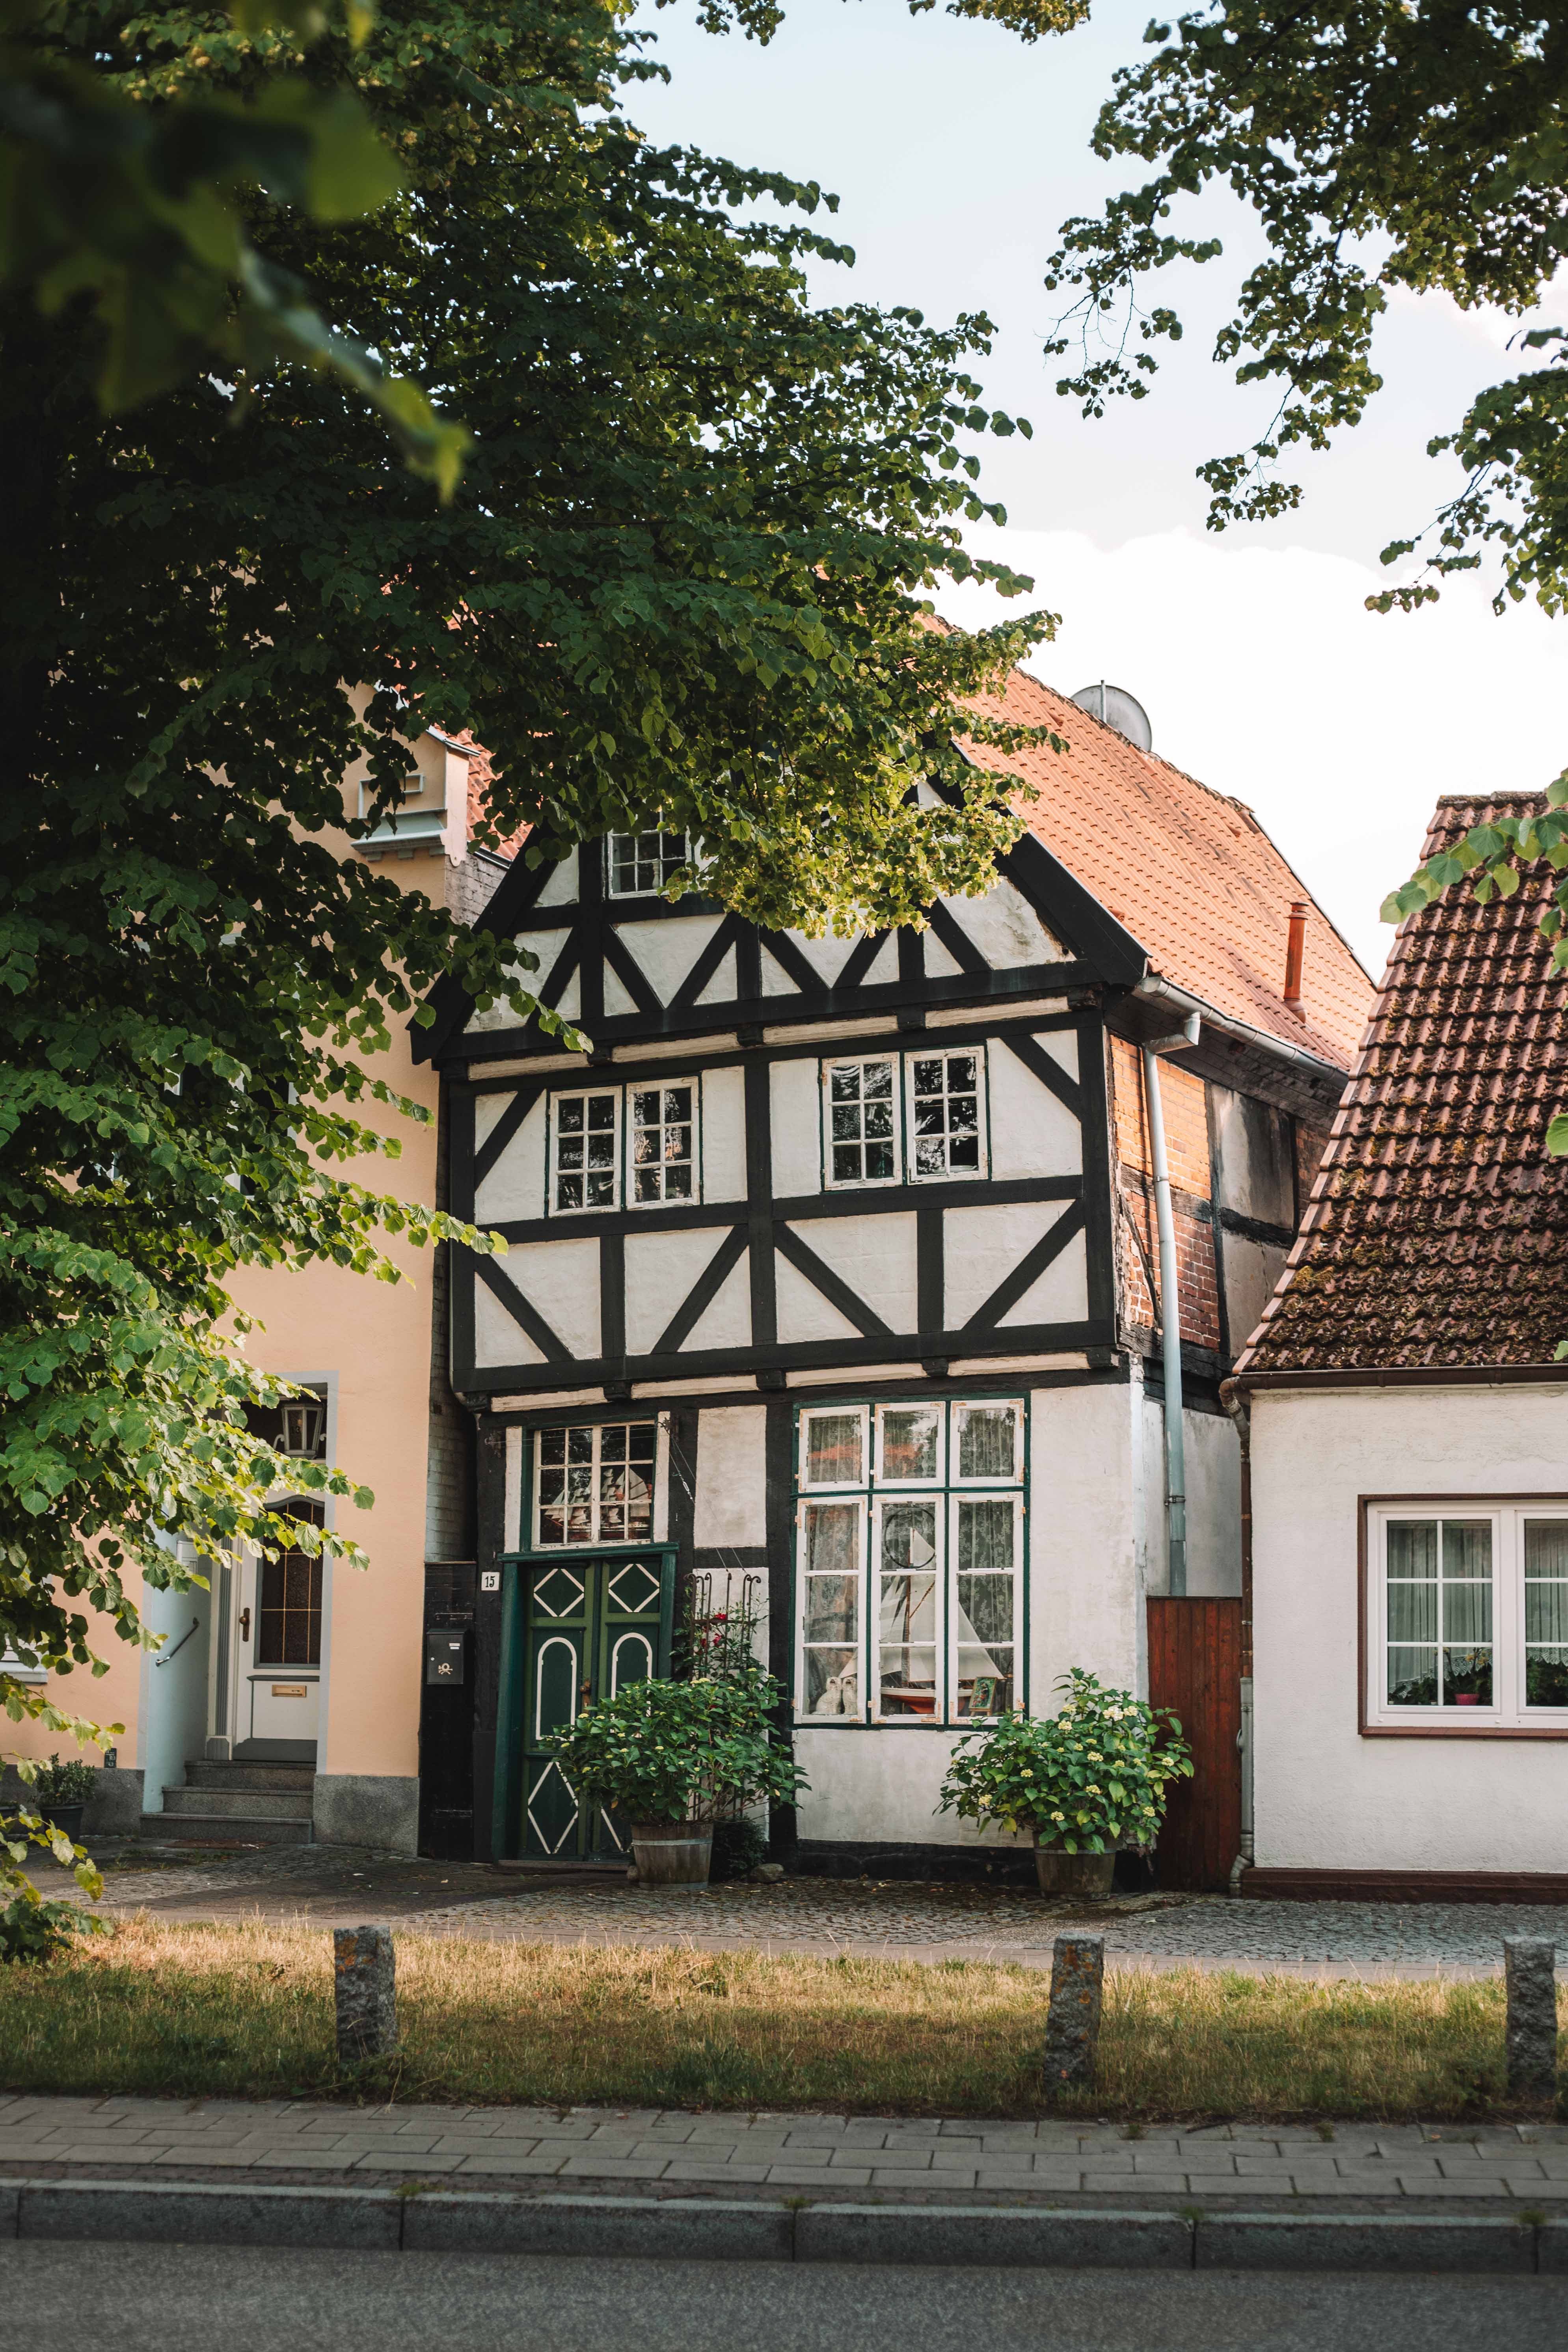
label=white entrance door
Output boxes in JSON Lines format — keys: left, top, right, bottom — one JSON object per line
{"left": 235, "top": 1500, "right": 323, "bottom": 1757}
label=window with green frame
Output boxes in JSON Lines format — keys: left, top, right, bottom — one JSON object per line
{"left": 795, "top": 1399, "right": 1025, "bottom": 1726}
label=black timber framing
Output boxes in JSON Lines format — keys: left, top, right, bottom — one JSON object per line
{"left": 447, "top": 1004, "right": 1107, "bottom": 1396}
{"left": 413, "top": 821, "right": 1147, "bottom": 1070}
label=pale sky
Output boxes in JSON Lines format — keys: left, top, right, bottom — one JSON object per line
{"left": 630, "top": 0, "right": 1568, "bottom": 974}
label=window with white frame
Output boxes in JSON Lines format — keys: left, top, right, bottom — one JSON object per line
{"left": 795, "top": 1398, "right": 1024, "bottom": 1724}
{"left": 822, "top": 1048, "right": 987, "bottom": 1189}
{"left": 629, "top": 1082, "right": 695, "bottom": 1204}
{"left": 824, "top": 1057, "right": 899, "bottom": 1187}
{"left": 551, "top": 1089, "right": 620, "bottom": 1212}
{"left": 907, "top": 1050, "right": 985, "bottom": 1178}
{"left": 549, "top": 1082, "right": 701, "bottom": 1212}
{"left": 607, "top": 831, "right": 689, "bottom": 897}
{"left": 534, "top": 1420, "right": 658, "bottom": 1547}
{"left": 1366, "top": 1502, "right": 1568, "bottom": 1728}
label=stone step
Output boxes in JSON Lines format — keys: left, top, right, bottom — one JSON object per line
{"left": 161, "top": 1786, "right": 314, "bottom": 1821}
{"left": 137, "top": 1812, "right": 311, "bottom": 1847}
{"left": 183, "top": 1761, "right": 316, "bottom": 1794}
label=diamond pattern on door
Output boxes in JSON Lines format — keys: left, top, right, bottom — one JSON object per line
{"left": 517, "top": 1550, "right": 672, "bottom": 1860}
{"left": 534, "top": 1565, "right": 586, "bottom": 1618}
{"left": 608, "top": 1561, "right": 662, "bottom": 1614}
{"left": 527, "top": 1760, "right": 580, "bottom": 1854}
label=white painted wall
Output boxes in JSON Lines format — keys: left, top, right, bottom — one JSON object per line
{"left": 1185, "top": 1409, "right": 1243, "bottom": 1598}
{"left": 694, "top": 1408, "right": 768, "bottom": 1548}
{"left": 138, "top": 1566, "right": 213, "bottom": 1812}
{"left": 1251, "top": 1382, "right": 1568, "bottom": 1872}
{"left": 701, "top": 1067, "right": 746, "bottom": 1202}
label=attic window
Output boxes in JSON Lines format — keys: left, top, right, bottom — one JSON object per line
{"left": 607, "top": 831, "right": 688, "bottom": 897}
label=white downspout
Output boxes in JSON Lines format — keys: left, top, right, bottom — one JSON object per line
{"left": 1141, "top": 1022, "right": 1197, "bottom": 1597}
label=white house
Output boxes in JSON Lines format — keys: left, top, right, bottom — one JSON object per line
{"left": 1229, "top": 789, "right": 1568, "bottom": 1898}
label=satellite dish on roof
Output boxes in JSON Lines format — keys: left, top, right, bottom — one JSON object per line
{"left": 1071, "top": 682, "right": 1153, "bottom": 754}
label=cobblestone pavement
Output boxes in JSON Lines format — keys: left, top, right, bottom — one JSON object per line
{"left": 37, "top": 1845, "right": 1568, "bottom": 1978}
{"left": 3, "top": 2092, "right": 1568, "bottom": 2204}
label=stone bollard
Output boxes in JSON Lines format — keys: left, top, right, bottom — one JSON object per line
{"left": 1043, "top": 1932, "right": 1104, "bottom": 2091}
{"left": 1503, "top": 1937, "right": 1559, "bottom": 2098}
{"left": 334, "top": 1924, "right": 398, "bottom": 2064}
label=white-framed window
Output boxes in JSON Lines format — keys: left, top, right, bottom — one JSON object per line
{"left": 799, "top": 1404, "right": 869, "bottom": 1490}
{"left": 548, "top": 1081, "right": 702, "bottom": 1212}
{"left": 1366, "top": 1501, "right": 1568, "bottom": 1729}
{"left": 629, "top": 1082, "right": 696, "bottom": 1205}
{"left": 823, "top": 1056, "right": 900, "bottom": 1188}
{"left": 906, "top": 1049, "right": 987, "bottom": 1179}
{"left": 551, "top": 1088, "right": 620, "bottom": 1212}
{"left": 534, "top": 1419, "right": 659, "bottom": 1548}
{"left": 796, "top": 1397, "right": 1025, "bottom": 1724}
{"left": 607, "top": 831, "right": 689, "bottom": 897}
{"left": 821, "top": 1047, "right": 988, "bottom": 1189}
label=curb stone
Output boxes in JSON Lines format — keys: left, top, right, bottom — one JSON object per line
{"left": 4, "top": 2179, "right": 1568, "bottom": 2274}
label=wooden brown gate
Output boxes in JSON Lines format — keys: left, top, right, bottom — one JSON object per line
{"left": 1146, "top": 1598, "right": 1242, "bottom": 1893}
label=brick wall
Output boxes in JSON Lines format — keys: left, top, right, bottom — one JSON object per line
{"left": 1109, "top": 1037, "right": 1222, "bottom": 1351}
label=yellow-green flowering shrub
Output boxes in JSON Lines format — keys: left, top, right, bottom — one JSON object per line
{"left": 937, "top": 1669, "right": 1192, "bottom": 1855}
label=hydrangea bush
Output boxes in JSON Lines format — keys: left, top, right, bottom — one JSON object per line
{"left": 937, "top": 1670, "right": 1193, "bottom": 1855}
{"left": 543, "top": 1669, "right": 806, "bottom": 1828}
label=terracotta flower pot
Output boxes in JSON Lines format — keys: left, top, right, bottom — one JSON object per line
{"left": 1034, "top": 1834, "right": 1115, "bottom": 1898}
{"left": 630, "top": 1822, "right": 713, "bottom": 1886}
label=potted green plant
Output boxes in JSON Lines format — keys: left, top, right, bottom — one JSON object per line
{"left": 544, "top": 1664, "right": 806, "bottom": 1886}
{"left": 28, "top": 1755, "right": 97, "bottom": 1845}
{"left": 937, "top": 1669, "right": 1193, "bottom": 1897}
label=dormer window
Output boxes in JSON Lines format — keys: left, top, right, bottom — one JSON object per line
{"left": 607, "top": 831, "right": 689, "bottom": 898}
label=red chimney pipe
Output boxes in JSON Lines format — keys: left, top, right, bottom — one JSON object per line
{"left": 1283, "top": 900, "right": 1308, "bottom": 1011}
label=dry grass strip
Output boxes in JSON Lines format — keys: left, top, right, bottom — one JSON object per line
{"left": 0, "top": 1917, "right": 1562, "bottom": 2121}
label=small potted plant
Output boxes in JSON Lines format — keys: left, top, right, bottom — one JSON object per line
{"left": 544, "top": 1664, "right": 806, "bottom": 1886}
{"left": 937, "top": 1669, "right": 1192, "bottom": 1897}
{"left": 28, "top": 1755, "right": 97, "bottom": 1845}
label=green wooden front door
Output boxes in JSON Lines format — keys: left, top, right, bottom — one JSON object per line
{"left": 519, "top": 1549, "right": 675, "bottom": 1860}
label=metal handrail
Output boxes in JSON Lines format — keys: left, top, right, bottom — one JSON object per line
{"left": 153, "top": 1616, "right": 201, "bottom": 1670}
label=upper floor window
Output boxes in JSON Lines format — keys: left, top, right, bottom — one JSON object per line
{"left": 607, "top": 831, "right": 689, "bottom": 898}
{"left": 1367, "top": 1502, "right": 1568, "bottom": 1730}
{"left": 535, "top": 1420, "right": 658, "bottom": 1547}
{"left": 549, "top": 1081, "right": 702, "bottom": 1212}
{"left": 795, "top": 1397, "right": 1024, "bottom": 1727}
{"left": 630, "top": 1084, "right": 696, "bottom": 1204}
{"left": 825, "top": 1057, "right": 898, "bottom": 1187}
{"left": 552, "top": 1088, "right": 620, "bottom": 1212}
{"left": 822, "top": 1047, "right": 988, "bottom": 1189}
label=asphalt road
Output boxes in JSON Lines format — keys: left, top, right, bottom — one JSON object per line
{"left": 5, "top": 2242, "right": 1566, "bottom": 2351}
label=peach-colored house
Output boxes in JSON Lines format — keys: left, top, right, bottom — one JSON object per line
{"left": 7, "top": 725, "right": 502, "bottom": 1853}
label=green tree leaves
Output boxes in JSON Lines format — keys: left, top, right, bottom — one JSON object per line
{"left": 1041, "top": 1, "right": 1568, "bottom": 608}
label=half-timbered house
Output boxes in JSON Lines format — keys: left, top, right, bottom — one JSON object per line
{"left": 418, "top": 675, "right": 1374, "bottom": 1880}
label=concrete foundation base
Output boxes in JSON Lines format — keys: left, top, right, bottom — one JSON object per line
{"left": 312, "top": 1774, "right": 419, "bottom": 1855}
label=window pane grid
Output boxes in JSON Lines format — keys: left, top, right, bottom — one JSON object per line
{"left": 1525, "top": 1519, "right": 1568, "bottom": 1707}
{"left": 909, "top": 1052, "right": 983, "bottom": 1179}
{"left": 607, "top": 831, "right": 688, "bottom": 897}
{"left": 798, "top": 1401, "right": 1023, "bottom": 1725}
{"left": 630, "top": 1085, "right": 695, "bottom": 1205}
{"left": 1385, "top": 1518, "right": 1493, "bottom": 1709}
{"left": 552, "top": 1090, "right": 619, "bottom": 1213}
{"left": 536, "top": 1421, "right": 657, "bottom": 1548}
{"left": 549, "top": 1081, "right": 700, "bottom": 1212}
{"left": 826, "top": 1058, "right": 898, "bottom": 1187}
{"left": 257, "top": 1506, "right": 323, "bottom": 1667}
{"left": 1372, "top": 1506, "right": 1568, "bottom": 1725}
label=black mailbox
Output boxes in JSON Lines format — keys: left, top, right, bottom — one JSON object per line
{"left": 425, "top": 1629, "right": 466, "bottom": 1687}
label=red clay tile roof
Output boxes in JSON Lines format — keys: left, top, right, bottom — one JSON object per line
{"left": 1234, "top": 791, "right": 1568, "bottom": 1372}
{"left": 964, "top": 669, "right": 1373, "bottom": 1070}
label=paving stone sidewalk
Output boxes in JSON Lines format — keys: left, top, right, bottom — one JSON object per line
{"left": 3, "top": 2093, "right": 1567, "bottom": 2207}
